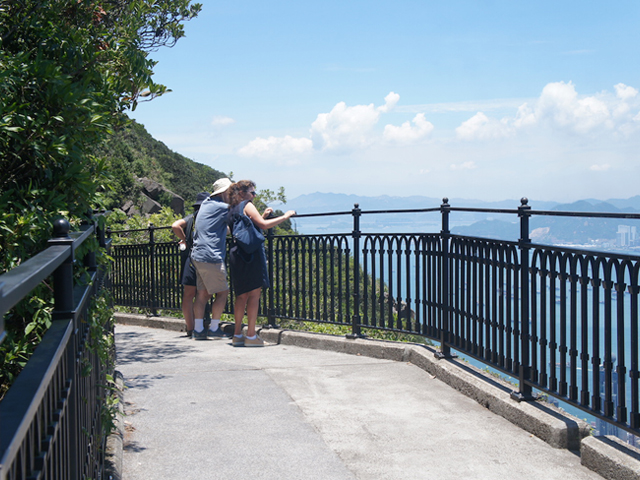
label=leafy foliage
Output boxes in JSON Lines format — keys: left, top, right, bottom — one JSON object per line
{"left": 106, "top": 206, "right": 181, "bottom": 244}
{"left": 0, "top": 0, "right": 201, "bottom": 398}
{"left": 1, "top": 0, "right": 201, "bottom": 263}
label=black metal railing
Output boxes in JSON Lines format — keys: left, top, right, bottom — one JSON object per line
{"left": 0, "top": 217, "right": 112, "bottom": 480}
{"left": 107, "top": 198, "right": 640, "bottom": 439}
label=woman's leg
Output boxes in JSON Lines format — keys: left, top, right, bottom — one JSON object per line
{"left": 234, "top": 292, "right": 249, "bottom": 336}
{"left": 245, "top": 287, "right": 262, "bottom": 337}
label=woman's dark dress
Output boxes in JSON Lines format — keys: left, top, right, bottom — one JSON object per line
{"left": 229, "top": 201, "right": 270, "bottom": 296}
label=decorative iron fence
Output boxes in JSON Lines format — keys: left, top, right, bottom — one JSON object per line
{"left": 0, "top": 218, "right": 112, "bottom": 480}
{"left": 107, "top": 198, "right": 640, "bottom": 439}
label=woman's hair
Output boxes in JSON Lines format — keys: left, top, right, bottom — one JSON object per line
{"left": 228, "top": 180, "right": 256, "bottom": 207}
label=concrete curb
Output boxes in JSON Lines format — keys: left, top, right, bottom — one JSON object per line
{"left": 581, "top": 436, "right": 640, "bottom": 480}
{"left": 114, "top": 312, "right": 640, "bottom": 480}
{"left": 112, "top": 313, "right": 190, "bottom": 333}
{"left": 408, "top": 347, "right": 592, "bottom": 450}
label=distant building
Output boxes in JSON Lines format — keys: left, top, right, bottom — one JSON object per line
{"left": 617, "top": 225, "right": 637, "bottom": 247}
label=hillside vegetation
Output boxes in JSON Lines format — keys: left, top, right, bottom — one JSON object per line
{"left": 96, "top": 120, "right": 227, "bottom": 211}
{"left": 100, "top": 119, "right": 295, "bottom": 235}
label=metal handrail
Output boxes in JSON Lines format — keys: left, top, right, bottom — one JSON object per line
{"left": 107, "top": 198, "right": 640, "bottom": 441}
{"left": 0, "top": 217, "right": 111, "bottom": 480}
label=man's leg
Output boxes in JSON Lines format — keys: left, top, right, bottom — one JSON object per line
{"left": 181, "top": 259, "right": 199, "bottom": 335}
{"left": 204, "top": 289, "right": 228, "bottom": 338}
{"left": 210, "top": 289, "right": 228, "bottom": 322}
{"left": 194, "top": 287, "right": 212, "bottom": 321}
{"left": 193, "top": 288, "right": 212, "bottom": 340}
{"left": 182, "top": 285, "right": 197, "bottom": 332}
{"left": 193, "top": 260, "right": 227, "bottom": 339}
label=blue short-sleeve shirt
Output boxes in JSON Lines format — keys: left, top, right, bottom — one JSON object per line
{"left": 191, "top": 196, "right": 229, "bottom": 264}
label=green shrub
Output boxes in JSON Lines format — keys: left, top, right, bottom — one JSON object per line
{"left": 0, "top": 0, "right": 201, "bottom": 400}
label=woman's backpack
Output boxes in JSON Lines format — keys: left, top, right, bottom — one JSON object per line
{"left": 231, "top": 202, "right": 264, "bottom": 253}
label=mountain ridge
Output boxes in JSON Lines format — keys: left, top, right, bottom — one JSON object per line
{"left": 284, "top": 192, "right": 640, "bottom": 215}
{"left": 283, "top": 193, "right": 640, "bottom": 246}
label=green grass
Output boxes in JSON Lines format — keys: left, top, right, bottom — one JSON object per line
{"left": 273, "top": 318, "right": 436, "bottom": 347}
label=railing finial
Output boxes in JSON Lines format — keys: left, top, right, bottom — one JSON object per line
{"left": 52, "top": 218, "right": 70, "bottom": 238}
{"left": 521, "top": 197, "right": 529, "bottom": 206}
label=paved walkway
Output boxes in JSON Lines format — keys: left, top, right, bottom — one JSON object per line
{"left": 115, "top": 324, "right": 604, "bottom": 480}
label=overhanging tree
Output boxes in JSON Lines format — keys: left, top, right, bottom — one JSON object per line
{"left": 0, "top": 0, "right": 201, "bottom": 398}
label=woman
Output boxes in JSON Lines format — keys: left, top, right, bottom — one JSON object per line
{"left": 227, "top": 180, "right": 296, "bottom": 347}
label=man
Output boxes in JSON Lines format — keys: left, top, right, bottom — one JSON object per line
{"left": 171, "top": 191, "right": 209, "bottom": 337}
{"left": 190, "top": 178, "right": 233, "bottom": 340}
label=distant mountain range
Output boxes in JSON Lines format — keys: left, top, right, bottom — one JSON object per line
{"left": 286, "top": 192, "right": 640, "bottom": 213}
{"left": 285, "top": 192, "right": 560, "bottom": 213}
{"left": 452, "top": 199, "right": 640, "bottom": 246}
{"left": 283, "top": 193, "right": 640, "bottom": 248}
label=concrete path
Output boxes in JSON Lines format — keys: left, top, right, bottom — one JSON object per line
{"left": 115, "top": 324, "right": 604, "bottom": 480}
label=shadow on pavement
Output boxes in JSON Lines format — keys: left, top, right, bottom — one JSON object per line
{"left": 116, "top": 330, "right": 191, "bottom": 366}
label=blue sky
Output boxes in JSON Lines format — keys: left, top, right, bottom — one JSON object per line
{"left": 130, "top": 0, "right": 640, "bottom": 204}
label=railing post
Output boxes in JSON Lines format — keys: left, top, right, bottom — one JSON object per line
{"left": 512, "top": 197, "right": 534, "bottom": 401}
{"left": 347, "top": 203, "right": 364, "bottom": 339}
{"left": 149, "top": 223, "right": 158, "bottom": 316}
{"left": 81, "top": 214, "right": 97, "bottom": 273}
{"left": 49, "top": 219, "right": 75, "bottom": 321}
{"left": 97, "top": 216, "right": 107, "bottom": 249}
{"left": 47, "top": 218, "right": 79, "bottom": 478}
{"left": 436, "top": 198, "right": 457, "bottom": 359}
{"left": 266, "top": 227, "right": 278, "bottom": 328}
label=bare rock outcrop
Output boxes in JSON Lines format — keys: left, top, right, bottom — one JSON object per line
{"left": 120, "top": 177, "right": 185, "bottom": 216}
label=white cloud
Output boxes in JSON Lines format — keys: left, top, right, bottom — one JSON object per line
{"left": 310, "top": 101, "right": 381, "bottom": 151}
{"left": 590, "top": 164, "right": 611, "bottom": 171}
{"left": 239, "top": 92, "right": 431, "bottom": 157}
{"left": 383, "top": 113, "right": 434, "bottom": 143}
{"left": 450, "top": 161, "right": 477, "bottom": 170}
{"left": 535, "top": 81, "right": 611, "bottom": 133}
{"left": 513, "top": 103, "right": 536, "bottom": 128}
{"left": 456, "top": 81, "right": 640, "bottom": 141}
{"left": 211, "top": 115, "right": 235, "bottom": 127}
{"left": 308, "top": 92, "right": 402, "bottom": 151}
{"left": 612, "top": 84, "right": 639, "bottom": 119}
{"left": 378, "top": 92, "right": 400, "bottom": 113}
{"left": 615, "top": 83, "right": 638, "bottom": 100}
{"left": 456, "top": 112, "right": 512, "bottom": 140}
{"left": 237, "top": 135, "right": 312, "bottom": 161}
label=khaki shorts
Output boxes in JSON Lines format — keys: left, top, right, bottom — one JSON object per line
{"left": 192, "top": 260, "right": 229, "bottom": 295}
